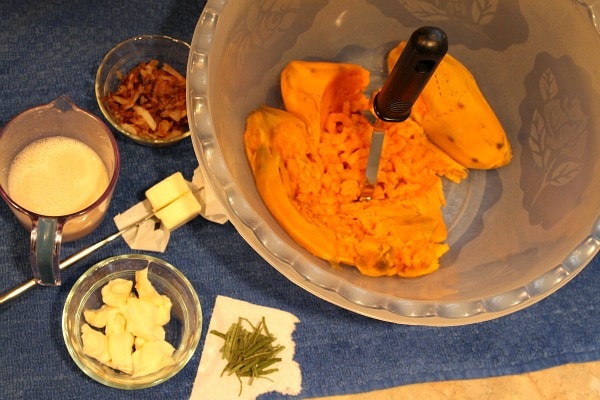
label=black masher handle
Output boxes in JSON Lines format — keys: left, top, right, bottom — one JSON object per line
{"left": 374, "top": 26, "right": 448, "bottom": 123}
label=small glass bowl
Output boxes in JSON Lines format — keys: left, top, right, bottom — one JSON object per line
{"left": 62, "top": 254, "right": 202, "bottom": 389}
{"left": 95, "top": 35, "right": 191, "bottom": 147}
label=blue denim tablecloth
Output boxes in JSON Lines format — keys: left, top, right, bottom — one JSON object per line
{"left": 2, "top": 1, "right": 600, "bottom": 399}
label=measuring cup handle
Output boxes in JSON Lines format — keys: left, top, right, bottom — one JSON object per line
{"left": 30, "top": 217, "right": 63, "bottom": 285}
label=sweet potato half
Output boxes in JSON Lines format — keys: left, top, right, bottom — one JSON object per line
{"left": 244, "top": 60, "right": 471, "bottom": 277}
{"left": 388, "top": 42, "right": 512, "bottom": 169}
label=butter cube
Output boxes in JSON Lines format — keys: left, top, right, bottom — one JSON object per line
{"left": 145, "top": 172, "right": 190, "bottom": 211}
{"left": 81, "top": 323, "right": 111, "bottom": 364}
{"left": 148, "top": 325, "right": 166, "bottom": 342}
{"left": 101, "top": 278, "right": 133, "bottom": 308}
{"left": 135, "top": 267, "right": 162, "bottom": 304}
{"left": 83, "top": 304, "right": 120, "bottom": 329}
{"left": 135, "top": 268, "right": 172, "bottom": 325}
{"left": 155, "top": 191, "right": 202, "bottom": 231}
{"left": 122, "top": 297, "right": 164, "bottom": 342}
{"left": 134, "top": 336, "right": 147, "bottom": 350}
{"left": 132, "top": 340, "right": 176, "bottom": 377}
{"left": 108, "top": 330, "right": 134, "bottom": 374}
{"left": 105, "top": 312, "right": 127, "bottom": 336}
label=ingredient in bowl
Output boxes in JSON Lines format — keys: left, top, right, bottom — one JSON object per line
{"left": 7, "top": 136, "right": 109, "bottom": 216}
{"left": 80, "top": 267, "right": 176, "bottom": 376}
{"left": 388, "top": 42, "right": 511, "bottom": 169}
{"left": 104, "top": 59, "right": 188, "bottom": 141}
{"left": 210, "top": 316, "right": 285, "bottom": 395}
{"left": 243, "top": 43, "right": 511, "bottom": 278}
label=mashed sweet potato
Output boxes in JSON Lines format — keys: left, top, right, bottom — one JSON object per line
{"left": 244, "top": 36, "right": 512, "bottom": 278}
{"left": 244, "top": 60, "right": 469, "bottom": 277}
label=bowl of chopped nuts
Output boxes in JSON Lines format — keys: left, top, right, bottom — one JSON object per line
{"left": 62, "top": 254, "right": 202, "bottom": 389}
{"left": 96, "top": 35, "right": 190, "bottom": 146}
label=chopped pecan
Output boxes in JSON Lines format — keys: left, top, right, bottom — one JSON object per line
{"left": 104, "top": 59, "right": 188, "bottom": 141}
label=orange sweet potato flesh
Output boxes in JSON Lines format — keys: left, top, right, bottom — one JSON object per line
{"left": 245, "top": 107, "right": 340, "bottom": 263}
{"left": 388, "top": 42, "right": 511, "bottom": 169}
{"left": 244, "top": 61, "right": 468, "bottom": 277}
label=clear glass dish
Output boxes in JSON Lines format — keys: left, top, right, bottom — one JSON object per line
{"left": 187, "top": 0, "right": 600, "bottom": 325}
{"left": 62, "top": 254, "right": 202, "bottom": 389}
{"left": 96, "top": 35, "right": 191, "bottom": 147}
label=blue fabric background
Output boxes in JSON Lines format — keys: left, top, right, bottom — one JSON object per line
{"left": 1, "top": 1, "right": 600, "bottom": 399}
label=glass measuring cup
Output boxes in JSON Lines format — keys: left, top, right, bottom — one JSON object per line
{"left": 0, "top": 96, "right": 120, "bottom": 286}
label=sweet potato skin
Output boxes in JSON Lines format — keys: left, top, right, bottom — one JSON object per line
{"left": 244, "top": 106, "right": 341, "bottom": 264}
{"left": 388, "top": 42, "right": 512, "bottom": 169}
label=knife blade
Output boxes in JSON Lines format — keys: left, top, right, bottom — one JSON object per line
{"left": 359, "top": 26, "right": 448, "bottom": 201}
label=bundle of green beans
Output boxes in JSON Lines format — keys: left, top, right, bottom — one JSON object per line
{"left": 210, "top": 316, "right": 285, "bottom": 395}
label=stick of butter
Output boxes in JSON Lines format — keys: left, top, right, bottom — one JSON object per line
{"left": 145, "top": 172, "right": 190, "bottom": 211}
{"left": 114, "top": 170, "right": 215, "bottom": 253}
{"left": 145, "top": 171, "right": 202, "bottom": 231}
{"left": 155, "top": 191, "right": 202, "bottom": 231}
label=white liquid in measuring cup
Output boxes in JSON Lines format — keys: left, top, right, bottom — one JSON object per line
{"left": 7, "top": 136, "right": 109, "bottom": 216}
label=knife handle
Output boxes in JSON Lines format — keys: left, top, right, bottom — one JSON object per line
{"left": 374, "top": 26, "right": 448, "bottom": 122}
